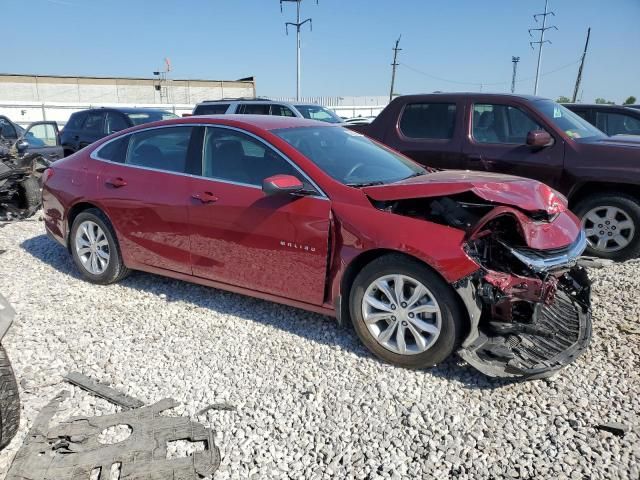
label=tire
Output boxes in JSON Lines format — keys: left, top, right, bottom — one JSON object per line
{"left": 70, "top": 208, "right": 130, "bottom": 284}
{"left": 18, "top": 177, "right": 42, "bottom": 212}
{"left": 349, "top": 254, "right": 464, "bottom": 369}
{"left": 574, "top": 193, "right": 640, "bottom": 261}
{"left": 0, "top": 344, "right": 20, "bottom": 450}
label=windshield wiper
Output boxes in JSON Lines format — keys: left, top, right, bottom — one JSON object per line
{"left": 345, "top": 180, "right": 386, "bottom": 188}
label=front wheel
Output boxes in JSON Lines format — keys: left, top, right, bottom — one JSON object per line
{"left": 0, "top": 344, "right": 19, "bottom": 450}
{"left": 349, "top": 254, "right": 464, "bottom": 369}
{"left": 574, "top": 193, "right": 640, "bottom": 261}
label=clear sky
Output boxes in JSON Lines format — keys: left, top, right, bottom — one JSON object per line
{"left": 4, "top": 0, "right": 639, "bottom": 103}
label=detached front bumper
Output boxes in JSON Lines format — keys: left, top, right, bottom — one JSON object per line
{"left": 455, "top": 265, "right": 592, "bottom": 379}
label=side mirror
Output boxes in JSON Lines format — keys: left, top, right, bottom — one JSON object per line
{"left": 262, "top": 174, "right": 304, "bottom": 196}
{"left": 16, "top": 140, "right": 29, "bottom": 153}
{"left": 526, "top": 130, "right": 552, "bottom": 148}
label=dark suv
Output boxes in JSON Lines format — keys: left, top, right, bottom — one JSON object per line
{"left": 60, "top": 108, "right": 178, "bottom": 156}
{"left": 348, "top": 93, "right": 640, "bottom": 261}
{"left": 564, "top": 104, "right": 640, "bottom": 136}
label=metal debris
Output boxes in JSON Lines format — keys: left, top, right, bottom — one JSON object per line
{"left": 7, "top": 376, "right": 220, "bottom": 479}
{"left": 595, "top": 422, "right": 632, "bottom": 437}
{"left": 64, "top": 372, "right": 145, "bottom": 410}
{"left": 197, "top": 402, "right": 236, "bottom": 415}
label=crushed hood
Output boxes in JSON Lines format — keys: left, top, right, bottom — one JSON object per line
{"left": 362, "top": 170, "right": 567, "bottom": 215}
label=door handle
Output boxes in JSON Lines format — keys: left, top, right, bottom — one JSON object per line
{"left": 105, "top": 177, "right": 127, "bottom": 188}
{"left": 192, "top": 192, "right": 218, "bottom": 203}
{"left": 74, "top": 135, "right": 80, "bottom": 140}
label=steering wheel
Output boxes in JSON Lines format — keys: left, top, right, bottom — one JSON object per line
{"left": 345, "top": 162, "right": 366, "bottom": 180}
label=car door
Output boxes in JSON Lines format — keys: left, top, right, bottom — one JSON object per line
{"left": 187, "top": 125, "right": 331, "bottom": 305}
{"left": 0, "top": 117, "right": 20, "bottom": 141}
{"left": 383, "top": 101, "right": 465, "bottom": 170}
{"left": 462, "top": 101, "right": 565, "bottom": 189}
{"left": 19, "top": 121, "right": 64, "bottom": 161}
{"left": 93, "top": 125, "right": 201, "bottom": 274}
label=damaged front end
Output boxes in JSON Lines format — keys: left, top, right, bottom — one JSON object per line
{"left": 367, "top": 175, "right": 592, "bottom": 379}
{"left": 456, "top": 221, "right": 591, "bottom": 379}
{"left": 0, "top": 141, "right": 49, "bottom": 222}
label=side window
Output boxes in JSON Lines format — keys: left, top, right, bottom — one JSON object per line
{"left": 202, "top": 127, "right": 306, "bottom": 187}
{"left": 472, "top": 104, "right": 543, "bottom": 144}
{"left": 0, "top": 118, "right": 17, "bottom": 139}
{"left": 24, "top": 124, "right": 58, "bottom": 147}
{"left": 270, "top": 105, "right": 295, "bottom": 117}
{"left": 106, "top": 112, "right": 130, "bottom": 134}
{"left": 83, "top": 112, "right": 105, "bottom": 134}
{"left": 194, "top": 104, "right": 230, "bottom": 115}
{"left": 596, "top": 112, "right": 640, "bottom": 135}
{"left": 399, "top": 103, "right": 456, "bottom": 139}
{"left": 96, "top": 136, "right": 129, "bottom": 163}
{"left": 237, "top": 104, "right": 271, "bottom": 115}
{"left": 66, "top": 112, "right": 87, "bottom": 130}
{"left": 126, "top": 127, "right": 194, "bottom": 173}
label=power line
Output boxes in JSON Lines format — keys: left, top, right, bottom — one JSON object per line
{"left": 280, "top": 0, "right": 317, "bottom": 101}
{"left": 389, "top": 36, "right": 402, "bottom": 102}
{"left": 399, "top": 58, "right": 580, "bottom": 89}
{"left": 529, "top": 0, "right": 558, "bottom": 95}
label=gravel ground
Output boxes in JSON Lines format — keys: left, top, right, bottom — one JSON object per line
{"left": 0, "top": 219, "right": 638, "bottom": 479}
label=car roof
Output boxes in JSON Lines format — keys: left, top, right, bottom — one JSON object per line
{"left": 393, "top": 92, "right": 548, "bottom": 102}
{"left": 564, "top": 103, "right": 639, "bottom": 110}
{"left": 168, "top": 114, "right": 331, "bottom": 131}
{"left": 73, "top": 107, "right": 173, "bottom": 115}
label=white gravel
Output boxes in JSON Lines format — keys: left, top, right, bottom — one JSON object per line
{"left": 0, "top": 219, "right": 639, "bottom": 479}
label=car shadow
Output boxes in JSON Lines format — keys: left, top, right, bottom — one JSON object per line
{"left": 21, "top": 234, "right": 517, "bottom": 391}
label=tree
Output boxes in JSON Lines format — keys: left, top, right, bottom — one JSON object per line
{"left": 595, "top": 98, "right": 615, "bottom": 105}
{"left": 623, "top": 96, "right": 637, "bottom": 105}
{"left": 556, "top": 96, "right": 571, "bottom": 103}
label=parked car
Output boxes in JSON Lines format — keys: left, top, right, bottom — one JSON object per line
{"left": 42, "top": 115, "right": 592, "bottom": 379}
{"left": 0, "top": 116, "right": 63, "bottom": 161}
{"left": 346, "top": 93, "right": 640, "bottom": 261}
{"left": 344, "top": 116, "right": 377, "bottom": 125}
{"left": 60, "top": 108, "right": 178, "bottom": 156}
{"left": 0, "top": 295, "right": 20, "bottom": 450}
{"left": 193, "top": 99, "right": 343, "bottom": 123}
{"left": 564, "top": 103, "right": 640, "bottom": 136}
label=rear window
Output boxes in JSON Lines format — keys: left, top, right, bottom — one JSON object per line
{"left": 125, "top": 111, "right": 178, "bottom": 126}
{"left": 66, "top": 112, "right": 87, "bottom": 130}
{"left": 193, "top": 104, "right": 230, "bottom": 115}
{"left": 399, "top": 103, "right": 456, "bottom": 140}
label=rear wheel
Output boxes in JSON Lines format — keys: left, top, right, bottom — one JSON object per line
{"left": 0, "top": 344, "right": 19, "bottom": 450}
{"left": 349, "top": 254, "right": 464, "bottom": 369}
{"left": 70, "top": 209, "right": 130, "bottom": 284}
{"left": 574, "top": 193, "right": 640, "bottom": 261}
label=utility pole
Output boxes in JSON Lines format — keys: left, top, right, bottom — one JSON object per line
{"left": 529, "top": 0, "right": 557, "bottom": 95}
{"left": 389, "top": 36, "right": 402, "bottom": 102}
{"left": 281, "top": 0, "right": 317, "bottom": 101}
{"left": 572, "top": 27, "right": 591, "bottom": 103}
{"left": 511, "top": 56, "right": 520, "bottom": 93}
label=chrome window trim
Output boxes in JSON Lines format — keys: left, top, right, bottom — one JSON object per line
{"left": 89, "top": 123, "right": 329, "bottom": 200}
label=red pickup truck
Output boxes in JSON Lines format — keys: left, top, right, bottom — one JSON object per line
{"left": 348, "top": 93, "right": 640, "bottom": 261}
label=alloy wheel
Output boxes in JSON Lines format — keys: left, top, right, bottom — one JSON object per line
{"left": 74, "top": 220, "right": 110, "bottom": 275}
{"left": 361, "top": 274, "right": 442, "bottom": 355}
{"left": 582, "top": 205, "right": 635, "bottom": 253}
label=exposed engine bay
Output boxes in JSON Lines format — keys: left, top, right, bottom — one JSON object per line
{"left": 0, "top": 140, "right": 49, "bottom": 221}
{"left": 373, "top": 192, "right": 592, "bottom": 379}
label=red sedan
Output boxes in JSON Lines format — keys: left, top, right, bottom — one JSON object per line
{"left": 42, "top": 115, "right": 592, "bottom": 379}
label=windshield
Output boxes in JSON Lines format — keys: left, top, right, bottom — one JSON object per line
{"left": 535, "top": 100, "right": 606, "bottom": 140}
{"left": 274, "top": 126, "right": 426, "bottom": 186}
{"left": 126, "top": 111, "right": 178, "bottom": 126}
{"left": 294, "top": 105, "right": 343, "bottom": 124}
